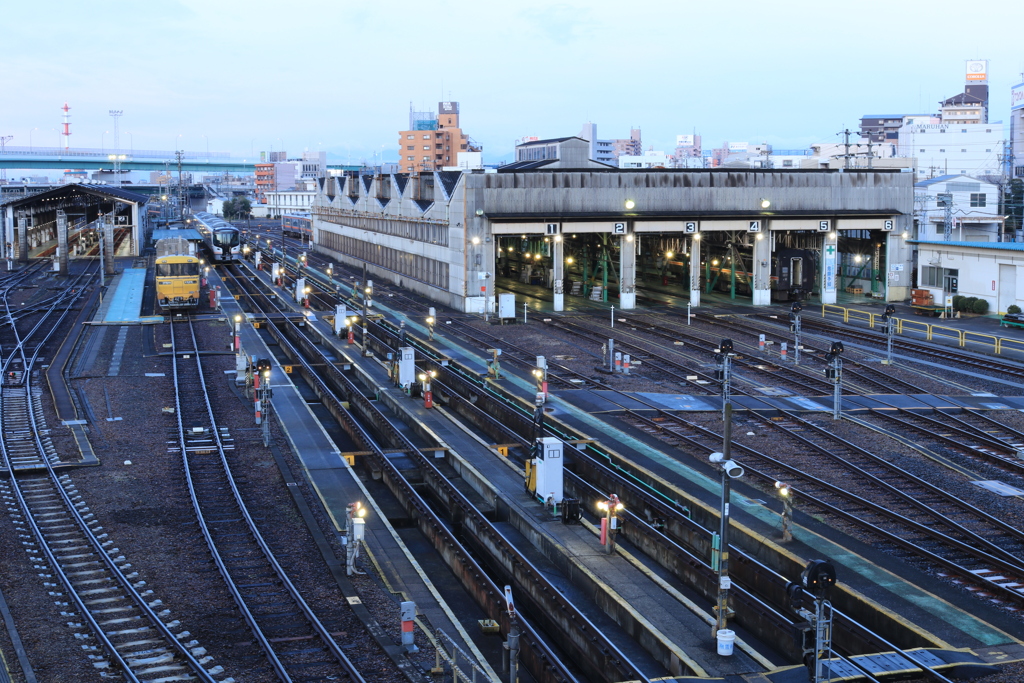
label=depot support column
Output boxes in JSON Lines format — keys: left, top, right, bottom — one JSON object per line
{"left": 17, "top": 210, "right": 28, "bottom": 263}
{"left": 56, "top": 210, "right": 68, "bottom": 275}
{"left": 821, "top": 230, "right": 838, "bottom": 305}
{"left": 690, "top": 235, "right": 701, "bottom": 307}
{"left": 751, "top": 226, "right": 772, "bottom": 306}
{"left": 552, "top": 232, "right": 564, "bottom": 311}
{"left": 619, "top": 228, "right": 636, "bottom": 310}
{"left": 104, "top": 214, "right": 116, "bottom": 276}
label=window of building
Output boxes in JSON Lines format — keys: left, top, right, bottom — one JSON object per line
{"left": 424, "top": 146, "right": 430, "bottom": 150}
{"left": 970, "top": 193, "right": 987, "bottom": 207}
{"left": 406, "top": 135, "right": 414, "bottom": 139}
{"left": 939, "top": 149, "right": 945, "bottom": 152}
{"left": 940, "top": 129, "right": 945, "bottom": 133}
{"left": 986, "top": 149, "right": 991, "bottom": 153}
{"left": 406, "top": 146, "right": 414, "bottom": 150}
{"left": 921, "top": 266, "right": 958, "bottom": 287}
{"left": 407, "top": 156, "right": 414, "bottom": 161}
{"left": 961, "top": 129, "right": 967, "bottom": 133}
{"left": 920, "top": 149, "right": 925, "bottom": 153}
{"left": 423, "top": 134, "right": 430, "bottom": 139}
{"left": 962, "top": 149, "right": 967, "bottom": 152}
{"left": 782, "top": 159, "right": 794, "bottom": 167}
{"left": 986, "top": 129, "right": 992, "bottom": 133}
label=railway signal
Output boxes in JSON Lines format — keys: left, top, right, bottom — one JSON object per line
{"left": 716, "top": 339, "right": 735, "bottom": 421}
{"left": 881, "top": 304, "right": 897, "bottom": 365}
{"left": 824, "top": 342, "right": 844, "bottom": 420}
{"left": 789, "top": 301, "right": 803, "bottom": 364}
{"left": 233, "top": 314, "right": 242, "bottom": 353}
{"left": 787, "top": 560, "right": 837, "bottom": 683}
{"left": 426, "top": 307, "right": 436, "bottom": 341}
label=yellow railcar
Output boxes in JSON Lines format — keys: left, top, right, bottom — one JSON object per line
{"left": 155, "top": 237, "right": 200, "bottom": 311}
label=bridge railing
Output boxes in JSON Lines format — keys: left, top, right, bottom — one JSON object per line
{"left": 0, "top": 146, "right": 232, "bottom": 160}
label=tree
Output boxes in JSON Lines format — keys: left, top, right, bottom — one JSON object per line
{"left": 222, "top": 198, "right": 236, "bottom": 218}
{"left": 235, "top": 197, "right": 252, "bottom": 219}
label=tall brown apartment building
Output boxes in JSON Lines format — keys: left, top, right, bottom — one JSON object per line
{"left": 398, "top": 102, "right": 479, "bottom": 173}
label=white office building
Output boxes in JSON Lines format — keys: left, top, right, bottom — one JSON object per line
{"left": 898, "top": 122, "right": 1003, "bottom": 181}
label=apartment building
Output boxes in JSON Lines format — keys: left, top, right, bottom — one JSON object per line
{"left": 397, "top": 102, "right": 479, "bottom": 173}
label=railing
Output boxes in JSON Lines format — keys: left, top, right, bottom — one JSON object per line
{"left": 432, "top": 629, "right": 496, "bottom": 683}
{"left": 0, "top": 145, "right": 232, "bottom": 160}
{"left": 820, "top": 303, "right": 1023, "bottom": 355}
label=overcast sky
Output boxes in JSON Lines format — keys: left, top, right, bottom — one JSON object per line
{"left": 4, "top": 0, "right": 1024, "bottom": 164}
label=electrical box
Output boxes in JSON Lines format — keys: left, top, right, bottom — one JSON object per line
{"left": 398, "top": 346, "right": 416, "bottom": 387}
{"left": 498, "top": 293, "right": 516, "bottom": 319}
{"left": 271, "top": 262, "right": 280, "bottom": 281}
{"left": 533, "top": 436, "right": 563, "bottom": 504}
{"left": 334, "top": 305, "right": 347, "bottom": 335}
{"left": 294, "top": 277, "right": 306, "bottom": 303}
{"left": 351, "top": 516, "right": 365, "bottom": 542}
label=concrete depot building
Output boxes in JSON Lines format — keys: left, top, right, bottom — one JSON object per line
{"left": 309, "top": 168, "right": 915, "bottom": 312}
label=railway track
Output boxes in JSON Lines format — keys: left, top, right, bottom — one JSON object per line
{"left": 221, "top": 263, "right": 636, "bottom": 683}
{"left": 1, "top": 274, "right": 224, "bottom": 682}
{"left": 169, "top": 316, "right": 367, "bottom": 683}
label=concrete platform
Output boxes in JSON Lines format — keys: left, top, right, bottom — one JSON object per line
{"left": 92, "top": 268, "right": 162, "bottom": 323}
{"left": 323, "top": 274, "right": 1023, "bottom": 657}
{"left": 208, "top": 267, "right": 497, "bottom": 680}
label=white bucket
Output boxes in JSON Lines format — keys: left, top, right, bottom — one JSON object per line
{"left": 716, "top": 629, "right": 735, "bottom": 656}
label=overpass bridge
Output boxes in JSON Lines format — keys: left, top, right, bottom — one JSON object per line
{"left": 0, "top": 146, "right": 255, "bottom": 173}
{"left": 0, "top": 146, "right": 361, "bottom": 174}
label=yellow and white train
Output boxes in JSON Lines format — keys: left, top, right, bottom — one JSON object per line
{"left": 155, "top": 237, "right": 201, "bottom": 311}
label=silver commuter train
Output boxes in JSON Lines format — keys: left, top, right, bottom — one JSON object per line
{"left": 192, "top": 211, "right": 241, "bottom": 263}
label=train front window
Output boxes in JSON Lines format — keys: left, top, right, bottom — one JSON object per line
{"left": 157, "top": 262, "right": 200, "bottom": 277}
{"left": 214, "top": 230, "right": 239, "bottom": 247}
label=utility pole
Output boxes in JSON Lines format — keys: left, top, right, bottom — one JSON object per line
{"left": 175, "top": 150, "right": 185, "bottom": 221}
{"left": 837, "top": 128, "right": 856, "bottom": 169}
{"left": 759, "top": 143, "right": 772, "bottom": 170}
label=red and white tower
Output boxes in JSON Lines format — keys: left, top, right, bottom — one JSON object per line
{"left": 61, "top": 102, "right": 71, "bottom": 150}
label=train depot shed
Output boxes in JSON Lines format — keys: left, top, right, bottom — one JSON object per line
{"left": 0, "top": 183, "right": 149, "bottom": 264}
{"left": 310, "top": 168, "right": 915, "bottom": 312}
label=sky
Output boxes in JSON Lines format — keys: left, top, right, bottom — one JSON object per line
{"left": 4, "top": 0, "right": 1024, "bottom": 165}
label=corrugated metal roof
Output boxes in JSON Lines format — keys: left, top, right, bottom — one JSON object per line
{"left": 911, "top": 240, "right": 1024, "bottom": 252}
{"left": 0, "top": 183, "right": 149, "bottom": 208}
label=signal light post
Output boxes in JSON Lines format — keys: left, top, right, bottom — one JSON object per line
{"left": 597, "top": 494, "right": 624, "bottom": 555}
{"left": 824, "top": 341, "right": 844, "bottom": 420}
{"left": 881, "top": 304, "right": 896, "bottom": 365}
{"left": 716, "top": 339, "right": 734, "bottom": 422}
{"left": 789, "top": 301, "right": 803, "bottom": 365}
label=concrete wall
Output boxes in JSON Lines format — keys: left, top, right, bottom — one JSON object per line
{"left": 916, "top": 241, "right": 1024, "bottom": 314}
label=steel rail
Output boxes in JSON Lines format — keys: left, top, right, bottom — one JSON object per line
{"left": 0, "top": 271, "right": 220, "bottom": 683}
{"left": 170, "top": 316, "right": 367, "bottom": 683}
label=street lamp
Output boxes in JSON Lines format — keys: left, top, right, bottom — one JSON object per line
{"left": 596, "top": 494, "right": 624, "bottom": 554}
{"left": 775, "top": 481, "right": 793, "bottom": 542}
{"left": 346, "top": 501, "right": 367, "bottom": 576}
{"left": 419, "top": 371, "right": 436, "bottom": 408}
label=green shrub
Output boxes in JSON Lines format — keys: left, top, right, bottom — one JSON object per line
{"left": 962, "top": 297, "right": 978, "bottom": 312}
{"left": 1007, "top": 304, "right": 1021, "bottom": 315}
{"left": 973, "top": 299, "right": 989, "bottom": 314}
{"left": 952, "top": 295, "right": 964, "bottom": 310}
